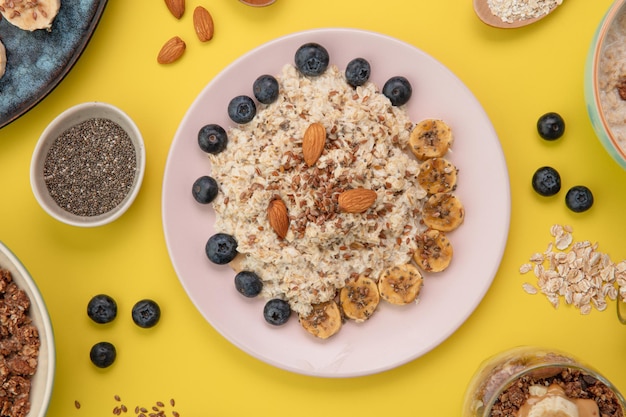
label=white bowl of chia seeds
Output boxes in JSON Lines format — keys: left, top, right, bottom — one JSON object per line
{"left": 30, "top": 102, "right": 146, "bottom": 227}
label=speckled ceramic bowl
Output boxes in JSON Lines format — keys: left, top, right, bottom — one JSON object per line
{"left": 0, "top": 241, "right": 55, "bottom": 417}
{"left": 585, "top": 0, "right": 626, "bottom": 170}
{"left": 30, "top": 102, "right": 145, "bottom": 227}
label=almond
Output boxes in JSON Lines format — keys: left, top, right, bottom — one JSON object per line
{"left": 302, "top": 122, "right": 326, "bottom": 167}
{"left": 157, "top": 36, "right": 186, "bottom": 64}
{"left": 338, "top": 189, "right": 377, "bottom": 213}
{"left": 268, "top": 198, "right": 289, "bottom": 239}
{"left": 165, "top": 0, "right": 185, "bottom": 19}
{"left": 193, "top": 6, "right": 214, "bottom": 42}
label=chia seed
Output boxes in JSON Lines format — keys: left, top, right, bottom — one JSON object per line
{"left": 43, "top": 118, "right": 137, "bottom": 217}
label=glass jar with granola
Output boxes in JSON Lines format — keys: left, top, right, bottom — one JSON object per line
{"left": 462, "top": 347, "right": 626, "bottom": 417}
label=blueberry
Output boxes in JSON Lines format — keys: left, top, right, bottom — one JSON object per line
{"left": 131, "top": 299, "right": 161, "bottom": 328}
{"left": 205, "top": 233, "right": 238, "bottom": 264}
{"left": 87, "top": 294, "right": 117, "bottom": 324}
{"left": 228, "top": 95, "right": 256, "bottom": 124}
{"left": 537, "top": 112, "right": 565, "bottom": 140}
{"left": 90, "top": 341, "right": 116, "bottom": 368}
{"left": 382, "top": 76, "right": 412, "bottom": 106}
{"left": 263, "top": 299, "right": 291, "bottom": 326}
{"left": 198, "top": 124, "right": 228, "bottom": 154}
{"left": 253, "top": 74, "right": 279, "bottom": 105}
{"left": 294, "top": 43, "right": 329, "bottom": 77}
{"left": 345, "top": 58, "right": 371, "bottom": 87}
{"left": 565, "top": 185, "right": 594, "bottom": 213}
{"left": 192, "top": 175, "right": 218, "bottom": 204}
{"left": 532, "top": 166, "right": 561, "bottom": 197}
{"left": 234, "top": 271, "right": 263, "bottom": 298}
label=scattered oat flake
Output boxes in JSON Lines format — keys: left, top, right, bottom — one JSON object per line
{"left": 520, "top": 224, "right": 626, "bottom": 314}
{"left": 522, "top": 282, "right": 538, "bottom": 294}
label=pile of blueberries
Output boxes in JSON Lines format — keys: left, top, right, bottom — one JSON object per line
{"left": 87, "top": 295, "right": 161, "bottom": 368}
{"left": 193, "top": 42, "right": 414, "bottom": 327}
{"left": 532, "top": 112, "right": 594, "bottom": 213}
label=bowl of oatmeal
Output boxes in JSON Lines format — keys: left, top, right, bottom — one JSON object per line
{"left": 162, "top": 28, "right": 510, "bottom": 377}
{"left": 462, "top": 346, "right": 626, "bottom": 417}
{"left": 585, "top": 0, "right": 626, "bottom": 170}
{"left": 0, "top": 242, "right": 55, "bottom": 417}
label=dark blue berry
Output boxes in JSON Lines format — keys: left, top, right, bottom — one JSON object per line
{"left": 192, "top": 176, "right": 218, "bottom": 204}
{"left": 198, "top": 124, "right": 228, "bottom": 154}
{"left": 253, "top": 74, "right": 279, "bottom": 105}
{"left": 228, "top": 95, "right": 256, "bottom": 124}
{"left": 87, "top": 294, "right": 118, "bottom": 324}
{"left": 345, "top": 58, "right": 371, "bottom": 87}
{"left": 205, "top": 233, "right": 238, "bottom": 264}
{"left": 532, "top": 166, "right": 561, "bottom": 197}
{"left": 131, "top": 299, "right": 161, "bottom": 328}
{"left": 234, "top": 271, "right": 263, "bottom": 298}
{"left": 382, "top": 76, "right": 412, "bottom": 106}
{"left": 90, "top": 342, "right": 116, "bottom": 368}
{"left": 294, "top": 43, "right": 329, "bottom": 77}
{"left": 537, "top": 112, "right": 565, "bottom": 140}
{"left": 565, "top": 186, "right": 594, "bottom": 213}
{"left": 263, "top": 299, "right": 291, "bottom": 326}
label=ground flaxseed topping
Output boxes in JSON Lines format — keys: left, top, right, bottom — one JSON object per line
{"left": 43, "top": 117, "right": 137, "bottom": 217}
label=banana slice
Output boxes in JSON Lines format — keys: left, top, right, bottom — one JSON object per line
{"left": 339, "top": 275, "right": 380, "bottom": 322}
{"left": 0, "top": 0, "right": 61, "bottom": 31}
{"left": 422, "top": 192, "right": 465, "bottom": 232}
{"left": 409, "top": 119, "right": 453, "bottom": 161}
{"left": 0, "top": 40, "right": 5, "bottom": 80}
{"left": 299, "top": 301, "right": 342, "bottom": 339}
{"left": 378, "top": 263, "right": 423, "bottom": 305}
{"left": 417, "top": 157, "right": 458, "bottom": 194}
{"left": 414, "top": 229, "right": 453, "bottom": 273}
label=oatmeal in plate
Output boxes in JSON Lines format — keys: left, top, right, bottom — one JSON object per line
{"left": 209, "top": 63, "right": 430, "bottom": 316}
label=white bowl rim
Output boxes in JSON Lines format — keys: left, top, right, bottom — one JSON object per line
{"left": 30, "top": 101, "right": 146, "bottom": 227}
{"left": 0, "top": 241, "right": 55, "bottom": 417}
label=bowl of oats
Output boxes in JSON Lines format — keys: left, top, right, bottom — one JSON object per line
{"left": 30, "top": 102, "right": 146, "bottom": 227}
{"left": 0, "top": 241, "right": 55, "bottom": 417}
{"left": 585, "top": 0, "right": 626, "bottom": 170}
{"left": 162, "top": 28, "right": 510, "bottom": 377}
{"left": 462, "top": 346, "right": 626, "bottom": 417}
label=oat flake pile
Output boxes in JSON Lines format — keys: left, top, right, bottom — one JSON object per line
{"left": 487, "top": 0, "right": 564, "bottom": 23}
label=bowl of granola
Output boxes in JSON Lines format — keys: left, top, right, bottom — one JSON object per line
{"left": 0, "top": 242, "right": 55, "bottom": 417}
{"left": 462, "top": 346, "right": 626, "bottom": 417}
{"left": 585, "top": 0, "right": 626, "bottom": 170}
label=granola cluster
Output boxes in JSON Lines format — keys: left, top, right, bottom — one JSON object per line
{"left": 490, "top": 368, "right": 624, "bottom": 417}
{"left": 0, "top": 268, "right": 40, "bottom": 417}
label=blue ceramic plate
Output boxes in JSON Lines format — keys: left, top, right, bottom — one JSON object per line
{"left": 0, "top": 0, "right": 108, "bottom": 129}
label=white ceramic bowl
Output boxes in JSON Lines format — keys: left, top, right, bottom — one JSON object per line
{"left": 585, "top": 0, "right": 626, "bottom": 169}
{"left": 0, "top": 241, "right": 55, "bottom": 417}
{"left": 30, "top": 102, "right": 146, "bottom": 227}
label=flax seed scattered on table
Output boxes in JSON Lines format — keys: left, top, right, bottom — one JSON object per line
{"left": 519, "top": 224, "right": 626, "bottom": 314}
{"left": 74, "top": 396, "right": 180, "bottom": 416}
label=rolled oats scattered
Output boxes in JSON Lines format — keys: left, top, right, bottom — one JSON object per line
{"left": 520, "top": 224, "right": 626, "bottom": 314}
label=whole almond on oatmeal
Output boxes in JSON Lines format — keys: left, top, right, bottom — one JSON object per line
{"left": 193, "top": 6, "right": 214, "bottom": 42}
{"left": 268, "top": 198, "right": 289, "bottom": 239}
{"left": 338, "top": 189, "right": 377, "bottom": 213}
{"left": 157, "top": 36, "right": 186, "bottom": 64}
{"left": 302, "top": 122, "right": 326, "bottom": 166}
{"left": 165, "top": 0, "right": 185, "bottom": 19}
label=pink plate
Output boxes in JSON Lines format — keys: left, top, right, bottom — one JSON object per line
{"left": 162, "top": 28, "right": 510, "bottom": 377}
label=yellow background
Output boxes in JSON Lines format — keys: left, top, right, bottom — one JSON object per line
{"left": 1, "top": 0, "right": 626, "bottom": 415}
